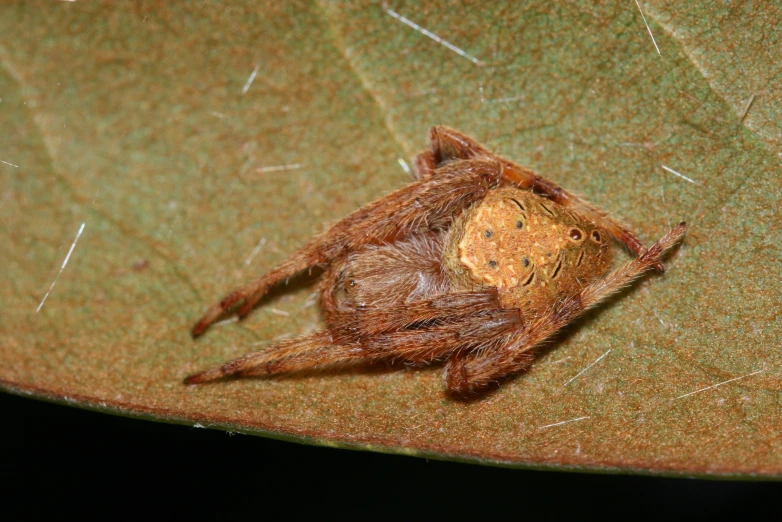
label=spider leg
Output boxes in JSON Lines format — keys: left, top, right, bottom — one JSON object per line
{"left": 356, "top": 307, "right": 520, "bottom": 364}
{"left": 413, "top": 149, "right": 436, "bottom": 181}
{"left": 414, "top": 126, "right": 490, "bottom": 181}
{"left": 428, "top": 126, "right": 490, "bottom": 165}
{"left": 500, "top": 160, "right": 664, "bottom": 270}
{"left": 191, "top": 254, "right": 314, "bottom": 337}
{"left": 424, "top": 126, "right": 661, "bottom": 269}
{"left": 184, "top": 331, "right": 363, "bottom": 384}
{"left": 444, "top": 222, "right": 686, "bottom": 393}
{"left": 192, "top": 159, "right": 505, "bottom": 337}
{"left": 185, "top": 290, "right": 518, "bottom": 384}
{"left": 337, "top": 290, "right": 502, "bottom": 339}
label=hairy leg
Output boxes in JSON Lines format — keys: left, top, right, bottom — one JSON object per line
{"left": 184, "top": 331, "right": 363, "bottom": 384}
{"left": 413, "top": 149, "right": 436, "bottom": 181}
{"left": 413, "top": 126, "right": 488, "bottom": 181}
{"left": 191, "top": 254, "right": 315, "bottom": 338}
{"left": 356, "top": 307, "right": 520, "bottom": 363}
{"left": 428, "top": 126, "right": 490, "bottom": 165}
{"left": 336, "top": 290, "right": 501, "bottom": 339}
{"left": 501, "top": 160, "right": 663, "bottom": 270}
{"left": 192, "top": 159, "right": 505, "bottom": 337}
{"left": 444, "top": 222, "right": 686, "bottom": 393}
{"left": 186, "top": 290, "right": 516, "bottom": 384}
{"left": 425, "top": 126, "right": 662, "bottom": 268}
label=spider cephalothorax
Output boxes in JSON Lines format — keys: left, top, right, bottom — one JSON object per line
{"left": 187, "top": 127, "right": 685, "bottom": 393}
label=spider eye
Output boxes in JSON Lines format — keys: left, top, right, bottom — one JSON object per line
{"left": 485, "top": 230, "right": 493, "bottom": 239}
{"left": 521, "top": 257, "right": 530, "bottom": 267}
{"left": 488, "top": 260, "right": 498, "bottom": 268}
{"left": 516, "top": 220, "right": 523, "bottom": 229}
{"left": 568, "top": 228, "right": 584, "bottom": 241}
{"left": 591, "top": 230, "right": 602, "bottom": 243}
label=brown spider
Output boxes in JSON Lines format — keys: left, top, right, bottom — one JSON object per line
{"left": 186, "top": 127, "right": 685, "bottom": 393}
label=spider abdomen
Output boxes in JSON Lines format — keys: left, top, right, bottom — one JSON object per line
{"left": 443, "top": 187, "right": 612, "bottom": 317}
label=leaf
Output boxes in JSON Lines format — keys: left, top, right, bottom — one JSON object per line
{"left": 1, "top": 2, "right": 779, "bottom": 477}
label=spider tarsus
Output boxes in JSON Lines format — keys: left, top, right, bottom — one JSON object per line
{"left": 237, "top": 301, "right": 255, "bottom": 319}
{"left": 183, "top": 372, "right": 206, "bottom": 385}
{"left": 190, "top": 290, "right": 258, "bottom": 337}
{"left": 191, "top": 310, "right": 222, "bottom": 337}
{"left": 191, "top": 322, "right": 207, "bottom": 338}
{"left": 184, "top": 366, "right": 225, "bottom": 385}
{"left": 654, "top": 222, "right": 687, "bottom": 257}
{"left": 650, "top": 222, "right": 686, "bottom": 272}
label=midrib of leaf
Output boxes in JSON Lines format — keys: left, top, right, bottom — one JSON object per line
{"left": 315, "top": 0, "right": 416, "bottom": 158}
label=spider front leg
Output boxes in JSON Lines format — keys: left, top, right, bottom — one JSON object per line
{"left": 414, "top": 126, "right": 490, "bottom": 181}
{"left": 429, "top": 126, "right": 490, "bottom": 164}
{"left": 445, "top": 222, "right": 686, "bottom": 393}
{"left": 419, "top": 126, "right": 660, "bottom": 268}
{"left": 500, "top": 160, "right": 664, "bottom": 271}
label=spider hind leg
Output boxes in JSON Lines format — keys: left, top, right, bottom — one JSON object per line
{"left": 192, "top": 158, "right": 506, "bottom": 337}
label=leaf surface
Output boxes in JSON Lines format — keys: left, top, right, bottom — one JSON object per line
{"left": 1, "top": 1, "right": 779, "bottom": 477}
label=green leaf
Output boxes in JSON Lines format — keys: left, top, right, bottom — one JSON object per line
{"left": 1, "top": 2, "right": 779, "bottom": 477}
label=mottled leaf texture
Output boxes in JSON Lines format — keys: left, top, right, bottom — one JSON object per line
{"left": 1, "top": 2, "right": 780, "bottom": 477}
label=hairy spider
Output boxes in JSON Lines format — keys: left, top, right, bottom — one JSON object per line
{"left": 186, "top": 127, "right": 685, "bottom": 393}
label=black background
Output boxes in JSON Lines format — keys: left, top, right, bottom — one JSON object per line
{"left": 4, "top": 392, "right": 778, "bottom": 520}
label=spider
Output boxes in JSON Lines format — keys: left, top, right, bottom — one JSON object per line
{"left": 186, "top": 127, "right": 685, "bottom": 393}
